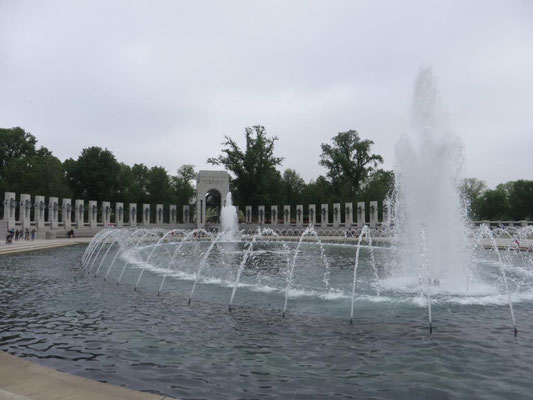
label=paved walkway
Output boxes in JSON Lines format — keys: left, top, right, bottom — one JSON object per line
{"left": 0, "top": 238, "right": 92, "bottom": 256}
{"left": 0, "top": 351, "right": 170, "bottom": 400}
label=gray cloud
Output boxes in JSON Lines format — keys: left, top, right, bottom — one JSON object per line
{"left": 1, "top": 0, "right": 531, "bottom": 186}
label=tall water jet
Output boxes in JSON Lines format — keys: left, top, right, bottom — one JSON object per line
{"left": 220, "top": 192, "right": 239, "bottom": 241}
{"left": 393, "top": 67, "right": 470, "bottom": 291}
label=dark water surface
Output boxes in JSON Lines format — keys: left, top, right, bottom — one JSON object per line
{"left": 1, "top": 245, "right": 532, "bottom": 399}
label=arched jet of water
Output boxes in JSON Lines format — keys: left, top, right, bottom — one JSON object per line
{"left": 188, "top": 231, "right": 224, "bottom": 304}
{"left": 94, "top": 233, "right": 121, "bottom": 277}
{"left": 82, "top": 229, "right": 109, "bottom": 266}
{"left": 158, "top": 229, "right": 211, "bottom": 295}
{"left": 117, "top": 230, "right": 154, "bottom": 284}
{"left": 480, "top": 224, "right": 518, "bottom": 336}
{"left": 283, "top": 225, "right": 332, "bottom": 318}
{"left": 134, "top": 229, "right": 181, "bottom": 291}
{"left": 350, "top": 225, "right": 368, "bottom": 324}
{"left": 228, "top": 232, "right": 259, "bottom": 311}
{"left": 420, "top": 224, "right": 433, "bottom": 334}
{"left": 104, "top": 229, "right": 145, "bottom": 281}
{"left": 86, "top": 230, "right": 117, "bottom": 274}
{"left": 82, "top": 229, "right": 112, "bottom": 269}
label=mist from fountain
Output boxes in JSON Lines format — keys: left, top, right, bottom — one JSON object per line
{"left": 220, "top": 192, "right": 238, "bottom": 241}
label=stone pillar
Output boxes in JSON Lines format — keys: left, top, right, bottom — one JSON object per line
{"left": 245, "top": 206, "right": 252, "bottom": 224}
{"left": 357, "top": 202, "right": 365, "bottom": 228}
{"left": 20, "top": 194, "right": 32, "bottom": 229}
{"left": 320, "top": 204, "right": 328, "bottom": 228}
{"left": 258, "top": 205, "right": 265, "bottom": 225}
{"left": 35, "top": 195, "right": 46, "bottom": 230}
{"left": 382, "top": 200, "right": 390, "bottom": 226}
{"left": 296, "top": 205, "right": 303, "bottom": 227}
{"left": 89, "top": 200, "right": 98, "bottom": 229}
{"left": 3, "top": 192, "right": 16, "bottom": 229}
{"left": 143, "top": 204, "right": 150, "bottom": 226}
{"left": 129, "top": 203, "right": 137, "bottom": 227}
{"left": 308, "top": 205, "right": 316, "bottom": 226}
{"left": 62, "top": 198, "right": 72, "bottom": 230}
{"left": 156, "top": 204, "right": 164, "bottom": 225}
{"left": 332, "top": 203, "right": 341, "bottom": 228}
{"left": 49, "top": 197, "right": 59, "bottom": 229}
{"left": 183, "top": 205, "right": 190, "bottom": 224}
{"left": 170, "top": 205, "right": 177, "bottom": 224}
{"left": 283, "top": 205, "right": 290, "bottom": 226}
{"left": 75, "top": 200, "right": 85, "bottom": 229}
{"left": 102, "top": 201, "right": 111, "bottom": 228}
{"left": 270, "top": 205, "right": 278, "bottom": 225}
{"left": 369, "top": 201, "right": 378, "bottom": 229}
{"left": 345, "top": 202, "right": 353, "bottom": 227}
{"left": 115, "top": 202, "right": 124, "bottom": 228}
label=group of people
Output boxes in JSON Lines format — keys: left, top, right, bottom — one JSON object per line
{"left": 4, "top": 228, "right": 36, "bottom": 244}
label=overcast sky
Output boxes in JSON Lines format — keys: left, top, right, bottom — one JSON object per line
{"left": 1, "top": 0, "right": 531, "bottom": 187}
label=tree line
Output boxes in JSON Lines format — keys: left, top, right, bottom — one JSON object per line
{"left": 1, "top": 126, "right": 532, "bottom": 221}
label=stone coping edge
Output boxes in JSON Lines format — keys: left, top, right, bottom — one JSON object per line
{"left": 0, "top": 351, "right": 173, "bottom": 400}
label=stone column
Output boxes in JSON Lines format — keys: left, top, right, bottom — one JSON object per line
{"left": 129, "top": 203, "right": 137, "bottom": 227}
{"left": 143, "top": 204, "right": 150, "bottom": 226}
{"left": 296, "top": 205, "right": 303, "bottom": 227}
{"left": 183, "top": 205, "right": 190, "bottom": 223}
{"left": 89, "top": 200, "right": 98, "bottom": 229}
{"left": 170, "top": 205, "right": 177, "bottom": 224}
{"left": 308, "top": 205, "right": 316, "bottom": 226}
{"left": 258, "top": 205, "right": 265, "bottom": 225}
{"left": 75, "top": 200, "right": 85, "bottom": 229}
{"left": 49, "top": 197, "right": 59, "bottom": 229}
{"left": 357, "top": 202, "right": 365, "bottom": 228}
{"left": 270, "top": 206, "right": 278, "bottom": 225}
{"left": 3, "top": 192, "right": 16, "bottom": 229}
{"left": 283, "top": 205, "right": 290, "bottom": 226}
{"left": 102, "top": 201, "right": 111, "bottom": 228}
{"left": 156, "top": 204, "right": 164, "bottom": 225}
{"left": 35, "top": 196, "right": 46, "bottom": 230}
{"left": 245, "top": 206, "right": 252, "bottom": 224}
{"left": 369, "top": 201, "right": 378, "bottom": 229}
{"left": 332, "top": 203, "right": 341, "bottom": 228}
{"left": 320, "top": 204, "right": 329, "bottom": 228}
{"left": 345, "top": 202, "right": 353, "bottom": 227}
{"left": 115, "top": 202, "right": 124, "bottom": 228}
{"left": 382, "top": 200, "right": 390, "bottom": 226}
{"left": 62, "top": 198, "right": 72, "bottom": 230}
{"left": 20, "top": 194, "right": 32, "bottom": 229}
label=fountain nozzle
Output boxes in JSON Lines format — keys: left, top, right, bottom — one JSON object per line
{"left": 188, "top": 298, "right": 191, "bottom": 305}
{"left": 228, "top": 306, "right": 232, "bottom": 313}
{"left": 514, "top": 327, "right": 518, "bottom": 337}
{"left": 429, "top": 323, "right": 433, "bottom": 334}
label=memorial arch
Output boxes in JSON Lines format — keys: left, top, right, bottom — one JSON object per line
{"left": 196, "top": 170, "right": 230, "bottom": 228}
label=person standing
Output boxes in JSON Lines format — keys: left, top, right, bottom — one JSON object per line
{"left": 31, "top": 229, "right": 36, "bottom": 241}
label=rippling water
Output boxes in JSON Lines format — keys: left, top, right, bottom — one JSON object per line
{"left": 1, "top": 245, "right": 533, "bottom": 399}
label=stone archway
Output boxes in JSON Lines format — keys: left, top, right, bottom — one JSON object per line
{"left": 196, "top": 170, "right": 230, "bottom": 228}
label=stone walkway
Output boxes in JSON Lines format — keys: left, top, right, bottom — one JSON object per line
{"left": 0, "top": 351, "right": 170, "bottom": 400}
{"left": 0, "top": 238, "right": 92, "bottom": 256}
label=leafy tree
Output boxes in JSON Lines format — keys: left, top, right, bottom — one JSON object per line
{"left": 207, "top": 125, "right": 284, "bottom": 207}
{"left": 281, "top": 169, "right": 306, "bottom": 205}
{"left": 146, "top": 166, "right": 173, "bottom": 204}
{"left": 459, "top": 178, "right": 487, "bottom": 218}
{"left": 505, "top": 180, "right": 533, "bottom": 220}
{"left": 477, "top": 188, "right": 510, "bottom": 220}
{"left": 172, "top": 164, "right": 196, "bottom": 206}
{"left": 64, "top": 147, "right": 121, "bottom": 201}
{"left": 0, "top": 127, "right": 70, "bottom": 197}
{"left": 319, "top": 130, "right": 383, "bottom": 199}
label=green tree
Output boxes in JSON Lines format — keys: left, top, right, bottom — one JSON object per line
{"left": 207, "top": 125, "right": 284, "bottom": 207}
{"left": 506, "top": 180, "right": 533, "bottom": 220}
{"left": 477, "top": 188, "right": 510, "bottom": 220}
{"left": 172, "top": 164, "right": 196, "bottom": 206}
{"left": 1, "top": 127, "right": 70, "bottom": 197}
{"left": 281, "top": 169, "right": 306, "bottom": 205}
{"left": 146, "top": 166, "right": 173, "bottom": 204}
{"left": 319, "top": 130, "right": 383, "bottom": 199}
{"left": 459, "top": 178, "right": 487, "bottom": 219}
{"left": 64, "top": 147, "right": 121, "bottom": 200}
